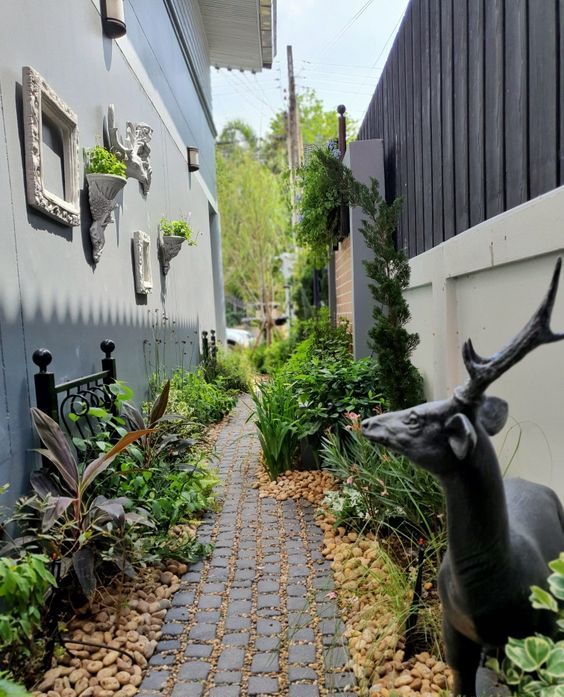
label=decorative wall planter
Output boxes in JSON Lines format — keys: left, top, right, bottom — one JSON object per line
{"left": 86, "top": 172, "right": 126, "bottom": 263}
{"left": 107, "top": 104, "right": 153, "bottom": 195}
{"left": 158, "top": 234, "right": 185, "bottom": 275}
{"left": 133, "top": 230, "right": 153, "bottom": 294}
{"left": 22, "top": 66, "right": 80, "bottom": 226}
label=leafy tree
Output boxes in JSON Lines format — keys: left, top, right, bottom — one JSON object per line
{"left": 216, "top": 131, "right": 289, "bottom": 340}
{"left": 294, "top": 147, "right": 423, "bottom": 409}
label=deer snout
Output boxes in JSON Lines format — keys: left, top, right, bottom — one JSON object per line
{"left": 361, "top": 414, "right": 390, "bottom": 444}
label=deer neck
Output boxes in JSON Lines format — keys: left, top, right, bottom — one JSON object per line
{"left": 440, "top": 432, "right": 511, "bottom": 578}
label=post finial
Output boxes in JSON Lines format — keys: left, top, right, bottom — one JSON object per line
{"left": 100, "top": 339, "right": 115, "bottom": 358}
{"left": 32, "top": 349, "right": 53, "bottom": 373}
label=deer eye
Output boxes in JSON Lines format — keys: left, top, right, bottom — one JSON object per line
{"left": 404, "top": 412, "right": 421, "bottom": 430}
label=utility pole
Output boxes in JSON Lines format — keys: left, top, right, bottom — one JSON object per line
{"left": 286, "top": 45, "right": 302, "bottom": 176}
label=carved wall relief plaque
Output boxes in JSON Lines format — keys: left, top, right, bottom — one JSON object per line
{"left": 133, "top": 230, "right": 153, "bottom": 294}
{"left": 107, "top": 104, "right": 152, "bottom": 195}
{"left": 22, "top": 66, "right": 80, "bottom": 226}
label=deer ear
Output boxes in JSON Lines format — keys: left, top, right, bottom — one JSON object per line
{"left": 446, "top": 413, "right": 477, "bottom": 460}
{"left": 478, "top": 396, "right": 508, "bottom": 435}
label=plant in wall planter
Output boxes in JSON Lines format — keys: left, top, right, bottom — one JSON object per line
{"left": 158, "top": 216, "right": 197, "bottom": 274}
{"left": 85, "top": 146, "right": 127, "bottom": 263}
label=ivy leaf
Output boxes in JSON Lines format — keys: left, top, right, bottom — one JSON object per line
{"left": 524, "top": 636, "right": 552, "bottom": 669}
{"left": 506, "top": 638, "right": 541, "bottom": 672}
{"left": 544, "top": 647, "right": 564, "bottom": 679}
{"left": 549, "top": 557, "right": 564, "bottom": 576}
{"left": 530, "top": 586, "right": 559, "bottom": 613}
{"left": 548, "top": 573, "right": 564, "bottom": 601}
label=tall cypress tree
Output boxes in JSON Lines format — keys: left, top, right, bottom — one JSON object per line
{"left": 353, "top": 177, "right": 424, "bottom": 410}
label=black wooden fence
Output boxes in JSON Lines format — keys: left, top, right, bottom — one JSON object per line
{"left": 358, "top": 0, "right": 564, "bottom": 258}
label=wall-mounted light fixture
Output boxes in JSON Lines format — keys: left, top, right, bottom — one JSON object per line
{"left": 102, "top": 0, "right": 127, "bottom": 39}
{"left": 187, "top": 146, "right": 200, "bottom": 173}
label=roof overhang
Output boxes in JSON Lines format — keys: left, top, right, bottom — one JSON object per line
{"left": 199, "top": 0, "right": 277, "bottom": 71}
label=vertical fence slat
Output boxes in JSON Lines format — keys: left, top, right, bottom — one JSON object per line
{"left": 505, "top": 0, "right": 528, "bottom": 208}
{"left": 528, "top": 0, "right": 557, "bottom": 198}
{"left": 398, "top": 26, "right": 409, "bottom": 252}
{"left": 412, "top": 3, "right": 424, "bottom": 254}
{"left": 441, "top": 0, "right": 455, "bottom": 241}
{"left": 485, "top": 0, "right": 505, "bottom": 218}
{"left": 467, "top": 0, "right": 485, "bottom": 228}
{"left": 453, "top": 0, "right": 469, "bottom": 234}
{"left": 404, "top": 3, "right": 417, "bottom": 257}
{"left": 429, "top": 0, "right": 443, "bottom": 247}
{"left": 420, "top": 0, "right": 433, "bottom": 251}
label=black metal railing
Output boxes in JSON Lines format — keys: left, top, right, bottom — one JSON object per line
{"left": 32, "top": 340, "right": 118, "bottom": 440}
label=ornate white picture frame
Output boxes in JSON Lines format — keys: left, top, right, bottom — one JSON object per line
{"left": 22, "top": 66, "right": 80, "bottom": 226}
{"left": 133, "top": 230, "right": 153, "bottom": 294}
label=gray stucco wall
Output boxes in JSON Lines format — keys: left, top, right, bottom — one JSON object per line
{"left": 342, "top": 139, "right": 385, "bottom": 360}
{"left": 0, "top": 0, "right": 225, "bottom": 506}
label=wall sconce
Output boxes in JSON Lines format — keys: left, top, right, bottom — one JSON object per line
{"left": 187, "top": 146, "right": 200, "bottom": 173}
{"left": 102, "top": 0, "right": 127, "bottom": 39}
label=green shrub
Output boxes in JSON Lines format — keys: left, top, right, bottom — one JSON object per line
{"left": 249, "top": 343, "right": 268, "bottom": 374}
{"left": 281, "top": 352, "right": 384, "bottom": 445}
{"left": 84, "top": 145, "right": 126, "bottom": 177}
{"left": 320, "top": 421, "right": 445, "bottom": 550}
{"left": 0, "top": 554, "right": 57, "bottom": 677}
{"left": 170, "top": 369, "right": 236, "bottom": 424}
{"left": 263, "top": 337, "right": 293, "bottom": 376}
{"left": 213, "top": 348, "right": 254, "bottom": 392}
{"left": 251, "top": 378, "right": 302, "bottom": 480}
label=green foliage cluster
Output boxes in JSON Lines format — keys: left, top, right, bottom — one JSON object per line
{"left": 84, "top": 145, "right": 126, "bottom": 177}
{"left": 354, "top": 178, "right": 424, "bottom": 409}
{"left": 0, "top": 677, "right": 30, "bottom": 697}
{"left": 0, "top": 555, "right": 56, "bottom": 674}
{"left": 251, "top": 377, "right": 302, "bottom": 480}
{"left": 216, "top": 139, "right": 288, "bottom": 310}
{"left": 320, "top": 422, "right": 445, "bottom": 552}
{"left": 213, "top": 348, "right": 254, "bottom": 393}
{"left": 2, "top": 369, "right": 236, "bottom": 684}
{"left": 159, "top": 216, "right": 196, "bottom": 244}
{"left": 170, "top": 369, "right": 236, "bottom": 425}
{"left": 489, "top": 554, "right": 564, "bottom": 697}
{"left": 295, "top": 144, "right": 353, "bottom": 266}
{"left": 295, "top": 145, "right": 423, "bottom": 409}
{"left": 251, "top": 311, "right": 383, "bottom": 477}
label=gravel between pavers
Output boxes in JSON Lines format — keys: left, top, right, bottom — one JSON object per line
{"left": 150, "top": 396, "right": 356, "bottom": 697}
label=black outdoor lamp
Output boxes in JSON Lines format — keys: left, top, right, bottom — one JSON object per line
{"left": 102, "top": 0, "right": 127, "bottom": 39}
{"left": 187, "top": 146, "right": 200, "bottom": 173}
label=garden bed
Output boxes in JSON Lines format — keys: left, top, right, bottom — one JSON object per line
{"left": 1, "top": 349, "right": 253, "bottom": 693}
{"left": 256, "top": 465, "right": 452, "bottom": 697}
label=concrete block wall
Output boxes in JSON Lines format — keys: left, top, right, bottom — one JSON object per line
{"left": 404, "top": 185, "right": 564, "bottom": 499}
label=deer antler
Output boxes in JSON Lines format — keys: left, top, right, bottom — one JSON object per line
{"left": 456, "top": 258, "right": 564, "bottom": 404}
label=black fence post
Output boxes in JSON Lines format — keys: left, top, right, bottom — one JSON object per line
{"left": 100, "top": 339, "right": 117, "bottom": 384}
{"left": 202, "top": 331, "right": 209, "bottom": 363}
{"left": 210, "top": 330, "right": 217, "bottom": 361}
{"left": 32, "top": 349, "right": 59, "bottom": 423}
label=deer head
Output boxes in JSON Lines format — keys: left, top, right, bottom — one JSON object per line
{"left": 362, "top": 259, "right": 564, "bottom": 476}
{"left": 107, "top": 104, "right": 153, "bottom": 195}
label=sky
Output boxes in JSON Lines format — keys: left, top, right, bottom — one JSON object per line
{"left": 211, "top": 0, "right": 410, "bottom": 141}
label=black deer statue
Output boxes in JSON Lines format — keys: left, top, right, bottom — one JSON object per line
{"left": 362, "top": 259, "right": 564, "bottom": 697}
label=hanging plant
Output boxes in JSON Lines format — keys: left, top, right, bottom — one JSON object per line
{"left": 295, "top": 143, "right": 354, "bottom": 265}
